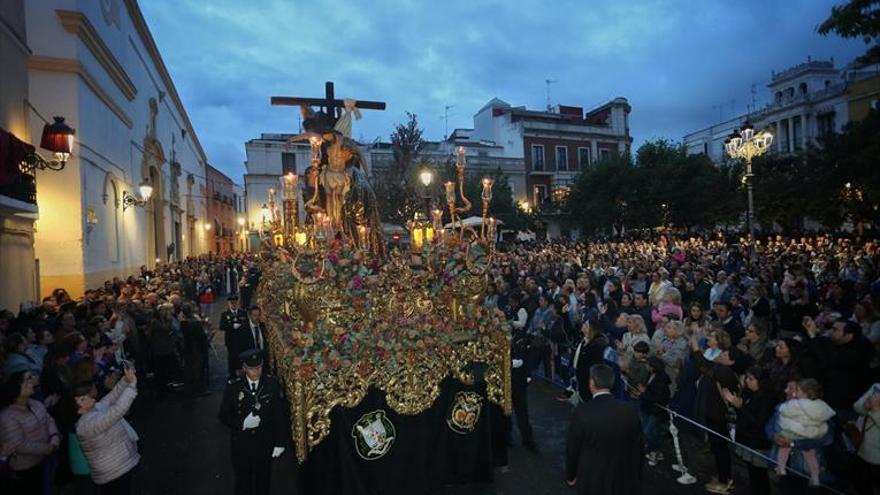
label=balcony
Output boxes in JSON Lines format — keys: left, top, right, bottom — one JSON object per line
{"left": 0, "top": 130, "right": 37, "bottom": 206}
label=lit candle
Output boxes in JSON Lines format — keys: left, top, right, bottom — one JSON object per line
{"left": 432, "top": 209, "right": 443, "bottom": 229}
{"left": 412, "top": 227, "right": 424, "bottom": 251}
{"left": 444, "top": 181, "right": 455, "bottom": 204}
{"left": 294, "top": 230, "right": 308, "bottom": 246}
{"left": 281, "top": 173, "right": 298, "bottom": 200}
{"left": 357, "top": 225, "right": 369, "bottom": 247}
{"left": 481, "top": 177, "right": 493, "bottom": 202}
{"left": 488, "top": 217, "right": 496, "bottom": 239}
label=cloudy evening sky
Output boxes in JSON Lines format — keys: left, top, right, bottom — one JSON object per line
{"left": 140, "top": 0, "right": 869, "bottom": 181}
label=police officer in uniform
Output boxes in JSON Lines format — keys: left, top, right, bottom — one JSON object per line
{"left": 218, "top": 350, "right": 288, "bottom": 495}
{"left": 220, "top": 294, "right": 248, "bottom": 378}
{"left": 511, "top": 319, "right": 537, "bottom": 451}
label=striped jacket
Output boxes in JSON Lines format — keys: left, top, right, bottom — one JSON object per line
{"left": 75, "top": 379, "right": 139, "bottom": 485}
{"left": 0, "top": 399, "right": 59, "bottom": 471}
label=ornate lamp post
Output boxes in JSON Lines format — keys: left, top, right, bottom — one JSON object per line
{"left": 724, "top": 121, "right": 773, "bottom": 257}
{"left": 419, "top": 168, "right": 434, "bottom": 215}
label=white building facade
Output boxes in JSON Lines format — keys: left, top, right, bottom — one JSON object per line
{"left": 25, "top": 0, "right": 211, "bottom": 299}
{"left": 684, "top": 59, "right": 879, "bottom": 162}
{"left": 243, "top": 134, "right": 310, "bottom": 246}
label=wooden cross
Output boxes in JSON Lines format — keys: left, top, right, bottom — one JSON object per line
{"left": 271, "top": 81, "right": 385, "bottom": 128}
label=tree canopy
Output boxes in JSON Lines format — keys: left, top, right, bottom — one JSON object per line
{"left": 565, "top": 140, "right": 741, "bottom": 236}
{"left": 818, "top": 0, "right": 880, "bottom": 64}
{"left": 374, "top": 113, "right": 526, "bottom": 229}
{"left": 566, "top": 110, "right": 880, "bottom": 236}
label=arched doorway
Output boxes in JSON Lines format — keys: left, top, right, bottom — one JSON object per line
{"left": 148, "top": 166, "right": 165, "bottom": 267}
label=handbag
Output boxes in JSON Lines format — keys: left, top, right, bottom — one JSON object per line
{"left": 842, "top": 415, "right": 873, "bottom": 453}
{"left": 68, "top": 432, "right": 90, "bottom": 475}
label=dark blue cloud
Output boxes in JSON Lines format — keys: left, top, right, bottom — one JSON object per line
{"left": 140, "top": 0, "right": 867, "bottom": 180}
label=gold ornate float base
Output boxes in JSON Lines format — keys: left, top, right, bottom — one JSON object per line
{"left": 257, "top": 245, "right": 511, "bottom": 464}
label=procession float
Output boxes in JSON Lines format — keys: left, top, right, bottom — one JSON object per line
{"left": 255, "top": 82, "right": 511, "bottom": 494}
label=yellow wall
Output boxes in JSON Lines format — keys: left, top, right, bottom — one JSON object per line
{"left": 33, "top": 153, "right": 86, "bottom": 299}
{"left": 847, "top": 75, "right": 880, "bottom": 123}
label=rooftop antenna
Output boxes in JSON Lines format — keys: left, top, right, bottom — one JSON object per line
{"left": 750, "top": 83, "right": 757, "bottom": 116}
{"left": 545, "top": 79, "right": 558, "bottom": 111}
{"left": 443, "top": 104, "right": 454, "bottom": 139}
{"left": 712, "top": 102, "right": 725, "bottom": 122}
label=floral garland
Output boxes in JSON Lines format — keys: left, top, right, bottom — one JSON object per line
{"left": 273, "top": 239, "right": 504, "bottom": 382}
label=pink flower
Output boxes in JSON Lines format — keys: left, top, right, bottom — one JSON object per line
{"left": 326, "top": 251, "right": 340, "bottom": 263}
{"left": 352, "top": 275, "right": 364, "bottom": 290}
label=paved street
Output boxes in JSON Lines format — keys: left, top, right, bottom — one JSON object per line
{"left": 127, "top": 306, "right": 742, "bottom": 495}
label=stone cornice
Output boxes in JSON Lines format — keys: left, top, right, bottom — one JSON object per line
{"left": 122, "top": 0, "right": 208, "bottom": 164}
{"left": 56, "top": 10, "right": 137, "bottom": 102}
{"left": 29, "top": 55, "right": 134, "bottom": 129}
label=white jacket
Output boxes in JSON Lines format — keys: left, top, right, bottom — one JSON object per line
{"left": 854, "top": 384, "right": 880, "bottom": 465}
{"left": 76, "top": 380, "right": 139, "bottom": 484}
{"left": 778, "top": 398, "right": 836, "bottom": 440}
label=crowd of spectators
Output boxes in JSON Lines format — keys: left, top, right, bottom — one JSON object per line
{"left": 493, "top": 233, "right": 879, "bottom": 495}
{"left": 3, "top": 231, "right": 880, "bottom": 494}
{"left": 0, "top": 253, "right": 256, "bottom": 494}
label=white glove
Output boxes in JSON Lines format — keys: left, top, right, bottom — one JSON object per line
{"left": 233, "top": 323, "right": 241, "bottom": 329}
{"left": 512, "top": 359, "right": 524, "bottom": 369}
{"left": 272, "top": 447, "right": 285, "bottom": 458}
{"left": 242, "top": 412, "right": 261, "bottom": 430}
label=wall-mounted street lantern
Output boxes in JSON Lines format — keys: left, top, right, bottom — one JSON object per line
{"left": 27, "top": 116, "right": 76, "bottom": 171}
{"left": 122, "top": 178, "right": 154, "bottom": 211}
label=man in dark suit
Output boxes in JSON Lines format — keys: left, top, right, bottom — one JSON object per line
{"left": 236, "top": 306, "right": 270, "bottom": 370}
{"left": 239, "top": 264, "right": 261, "bottom": 310}
{"left": 510, "top": 320, "right": 537, "bottom": 451}
{"left": 566, "top": 364, "right": 643, "bottom": 495}
{"left": 220, "top": 294, "right": 249, "bottom": 378}
{"left": 218, "top": 350, "right": 289, "bottom": 495}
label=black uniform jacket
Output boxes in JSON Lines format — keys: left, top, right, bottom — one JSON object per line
{"left": 218, "top": 375, "right": 289, "bottom": 450}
